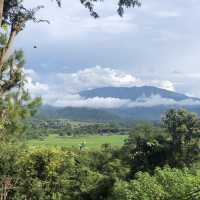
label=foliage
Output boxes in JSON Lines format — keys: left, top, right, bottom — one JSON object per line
{"left": 54, "top": 0, "right": 141, "bottom": 18}
{"left": 0, "top": 91, "right": 41, "bottom": 142}
{"left": 122, "top": 123, "right": 171, "bottom": 176}
{"left": 0, "top": 146, "right": 114, "bottom": 200}
{"left": 122, "top": 111, "right": 200, "bottom": 177}
{"left": 0, "top": 143, "right": 25, "bottom": 200}
{"left": 25, "top": 118, "right": 129, "bottom": 138}
{"left": 110, "top": 167, "right": 200, "bottom": 200}
{"left": 162, "top": 109, "right": 200, "bottom": 167}
{"left": 0, "top": 1, "right": 42, "bottom": 142}
{"left": 14, "top": 147, "right": 77, "bottom": 199}
{"left": 0, "top": 143, "right": 199, "bottom": 199}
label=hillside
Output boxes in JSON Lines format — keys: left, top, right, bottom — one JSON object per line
{"left": 36, "top": 105, "right": 120, "bottom": 122}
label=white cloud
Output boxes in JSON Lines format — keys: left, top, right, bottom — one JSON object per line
{"left": 57, "top": 66, "right": 141, "bottom": 92}
{"left": 127, "top": 95, "right": 200, "bottom": 107}
{"left": 147, "top": 80, "right": 175, "bottom": 91}
{"left": 24, "top": 70, "right": 49, "bottom": 96}
{"left": 53, "top": 95, "right": 129, "bottom": 108}
{"left": 44, "top": 94, "right": 200, "bottom": 108}
{"left": 154, "top": 11, "right": 180, "bottom": 18}
{"left": 57, "top": 66, "right": 175, "bottom": 92}
{"left": 24, "top": 69, "right": 39, "bottom": 80}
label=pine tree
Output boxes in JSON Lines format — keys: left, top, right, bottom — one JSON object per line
{"left": 0, "top": 1, "right": 43, "bottom": 141}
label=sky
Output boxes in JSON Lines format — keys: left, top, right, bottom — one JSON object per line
{"left": 15, "top": 0, "right": 200, "bottom": 107}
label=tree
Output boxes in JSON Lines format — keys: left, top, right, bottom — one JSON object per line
{"left": 0, "top": 29, "right": 42, "bottom": 141}
{"left": 0, "top": 0, "right": 46, "bottom": 141}
{"left": 162, "top": 109, "right": 200, "bottom": 167}
{"left": 122, "top": 123, "right": 171, "bottom": 176}
{"left": 122, "top": 110, "right": 200, "bottom": 177}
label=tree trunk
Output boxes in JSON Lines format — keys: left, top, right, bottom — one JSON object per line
{"left": 0, "top": 0, "right": 4, "bottom": 26}
{"left": 0, "top": 29, "right": 17, "bottom": 71}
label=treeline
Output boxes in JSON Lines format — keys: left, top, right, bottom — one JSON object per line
{"left": 25, "top": 120, "right": 130, "bottom": 139}
{"left": 0, "top": 109, "right": 200, "bottom": 199}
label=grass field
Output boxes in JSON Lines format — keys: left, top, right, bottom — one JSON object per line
{"left": 28, "top": 134, "right": 128, "bottom": 149}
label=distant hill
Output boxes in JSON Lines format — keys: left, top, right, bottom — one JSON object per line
{"left": 36, "top": 105, "right": 120, "bottom": 122}
{"left": 36, "top": 86, "right": 200, "bottom": 122}
{"left": 108, "top": 105, "right": 200, "bottom": 121}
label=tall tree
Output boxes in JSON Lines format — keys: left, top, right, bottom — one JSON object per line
{"left": 0, "top": 1, "right": 43, "bottom": 140}
{"left": 162, "top": 109, "right": 200, "bottom": 167}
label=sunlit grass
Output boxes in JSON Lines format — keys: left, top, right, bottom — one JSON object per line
{"left": 28, "top": 134, "right": 128, "bottom": 149}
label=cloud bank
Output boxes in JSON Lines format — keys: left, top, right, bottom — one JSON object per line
{"left": 24, "top": 66, "right": 200, "bottom": 108}
{"left": 42, "top": 95, "right": 200, "bottom": 109}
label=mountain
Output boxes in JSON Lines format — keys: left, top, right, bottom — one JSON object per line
{"left": 79, "top": 86, "right": 200, "bottom": 121}
{"left": 37, "top": 86, "right": 200, "bottom": 122}
{"left": 80, "top": 86, "right": 199, "bottom": 101}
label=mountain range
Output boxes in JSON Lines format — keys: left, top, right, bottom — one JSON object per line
{"left": 37, "top": 86, "right": 200, "bottom": 122}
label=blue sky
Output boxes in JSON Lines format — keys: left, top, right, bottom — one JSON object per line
{"left": 14, "top": 0, "right": 200, "bottom": 107}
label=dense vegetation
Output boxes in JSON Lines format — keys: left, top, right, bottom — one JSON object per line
{"left": 0, "top": 109, "right": 200, "bottom": 199}
{"left": 36, "top": 101, "right": 200, "bottom": 121}
{"left": 36, "top": 106, "right": 121, "bottom": 122}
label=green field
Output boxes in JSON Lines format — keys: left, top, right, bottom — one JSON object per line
{"left": 28, "top": 134, "right": 128, "bottom": 149}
